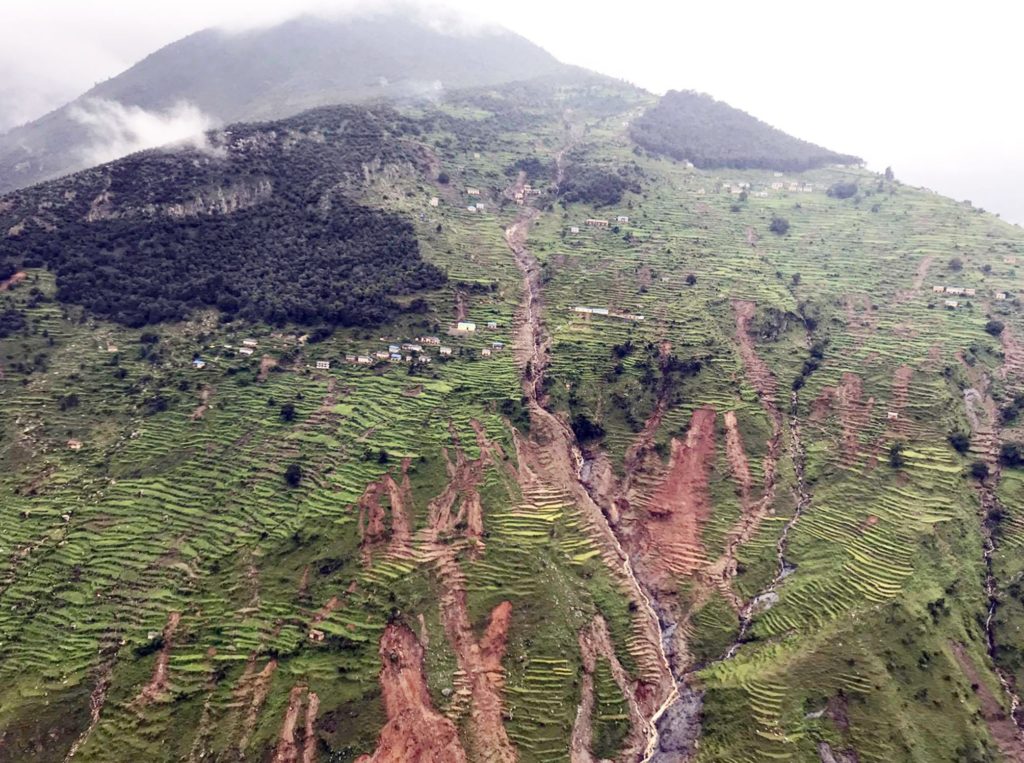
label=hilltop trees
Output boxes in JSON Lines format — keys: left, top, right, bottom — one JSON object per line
{"left": 630, "top": 90, "right": 860, "bottom": 170}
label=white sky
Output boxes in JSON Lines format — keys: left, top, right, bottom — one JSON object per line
{"left": 1, "top": 0, "right": 1022, "bottom": 223}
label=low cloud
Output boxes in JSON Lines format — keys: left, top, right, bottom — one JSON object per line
{"left": 69, "top": 98, "right": 220, "bottom": 166}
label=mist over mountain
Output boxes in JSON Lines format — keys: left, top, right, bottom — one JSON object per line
{"left": 0, "top": 12, "right": 565, "bottom": 194}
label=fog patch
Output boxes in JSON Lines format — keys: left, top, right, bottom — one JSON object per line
{"left": 69, "top": 98, "right": 221, "bottom": 166}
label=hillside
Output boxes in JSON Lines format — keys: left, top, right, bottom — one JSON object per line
{"left": 2, "top": 77, "right": 1024, "bottom": 763}
{"left": 0, "top": 13, "right": 566, "bottom": 194}
{"left": 631, "top": 89, "right": 861, "bottom": 170}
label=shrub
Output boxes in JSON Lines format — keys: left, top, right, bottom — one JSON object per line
{"left": 280, "top": 403, "right": 296, "bottom": 422}
{"left": 769, "top": 216, "right": 790, "bottom": 235}
{"left": 948, "top": 432, "right": 971, "bottom": 454}
{"left": 985, "top": 320, "right": 1005, "bottom": 337}
{"left": 888, "top": 442, "right": 906, "bottom": 469}
{"left": 284, "top": 463, "right": 303, "bottom": 487}
{"left": 1000, "top": 443, "right": 1024, "bottom": 468}
{"left": 970, "top": 461, "right": 990, "bottom": 480}
{"left": 827, "top": 182, "right": 858, "bottom": 199}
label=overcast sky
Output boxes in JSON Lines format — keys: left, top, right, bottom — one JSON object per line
{"left": 1, "top": 0, "right": 1022, "bottom": 223}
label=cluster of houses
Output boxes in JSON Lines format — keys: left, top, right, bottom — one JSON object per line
{"left": 570, "top": 215, "right": 630, "bottom": 233}
{"left": 314, "top": 323, "right": 505, "bottom": 368}
{"left": 573, "top": 306, "right": 645, "bottom": 322}
{"left": 513, "top": 184, "right": 543, "bottom": 205}
{"left": 723, "top": 180, "right": 814, "bottom": 196}
{"left": 931, "top": 284, "right": 1008, "bottom": 308}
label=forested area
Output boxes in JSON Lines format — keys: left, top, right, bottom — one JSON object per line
{"left": 0, "top": 105, "right": 445, "bottom": 327}
{"left": 630, "top": 89, "right": 860, "bottom": 170}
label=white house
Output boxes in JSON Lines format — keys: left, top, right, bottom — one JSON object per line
{"left": 466, "top": 187, "right": 480, "bottom": 196}
{"left": 481, "top": 348, "right": 492, "bottom": 357}
{"left": 585, "top": 218, "right": 610, "bottom": 229}
{"left": 467, "top": 205, "right": 477, "bottom": 212}
{"left": 316, "top": 360, "right": 331, "bottom": 370}
{"left": 616, "top": 215, "right": 630, "bottom": 223}
{"left": 1004, "top": 257, "right": 1017, "bottom": 265}
{"left": 429, "top": 197, "right": 439, "bottom": 207}
{"left": 440, "top": 346, "right": 453, "bottom": 356}
{"left": 239, "top": 347, "right": 255, "bottom": 356}
{"left": 390, "top": 353, "right": 402, "bottom": 361}
{"left": 487, "top": 321, "right": 498, "bottom": 329}
{"left": 570, "top": 226, "right": 580, "bottom": 234}
{"left": 965, "top": 288, "right": 976, "bottom": 296}
{"left": 944, "top": 300, "right": 960, "bottom": 309}
{"left": 574, "top": 306, "right": 610, "bottom": 316}
{"left": 771, "top": 182, "right": 784, "bottom": 190}
{"left": 356, "top": 355, "right": 373, "bottom": 365}
{"left": 932, "top": 285, "right": 945, "bottom": 293}
{"left": 345, "top": 353, "right": 357, "bottom": 362}
{"left": 996, "top": 292, "right": 1008, "bottom": 300}
{"left": 375, "top": 351, "right": 390, "bottom": 360}
{"left": 419, "top": 336, "right": 441, "bottom": 345}
{"left": 945, "top": 286, "right": 965, "bottom": 296}
{"left": 457, "top": 321, "right": 477, "bottom": 332}
{"left": 887, "top": 411, "right": 899, "bottom": 421}
{"left": 402, "top": 343, "right": 424, "bottom": 352}
{"left": 242, "top": 338, "right": 258, "bottom": 347}
{"left": 192, "top": 358, "right": 206, "bottom": 369}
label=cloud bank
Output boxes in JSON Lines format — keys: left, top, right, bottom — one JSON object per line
{"left": 69, "top": 98, "right": 219, "bottom": 166}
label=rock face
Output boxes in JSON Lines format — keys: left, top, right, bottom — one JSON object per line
{"left": 85, "top": 178, "right": 274, "bottom": 222}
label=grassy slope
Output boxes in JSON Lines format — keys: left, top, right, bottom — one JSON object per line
{"left": 2, "top": 79, "right": 1024, "bottom": 762}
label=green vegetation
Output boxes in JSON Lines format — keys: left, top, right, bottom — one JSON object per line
{"left": 630, "top": 89, "right": 860, "bottom": 169}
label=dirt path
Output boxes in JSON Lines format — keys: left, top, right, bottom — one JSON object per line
{"left": 190, "top": 386, "right": 213, "bottom": 421}
{"left": 272, "top": 684, "right": 309, "bottom": 763}
{"left": 131, "top": 611, "right": 181, "bottom": 707}
{"left": 912, "top": 255, "right": 934, "bottom": 290}
{"left": 236, "top": 658, "right": 278, "bottom": 756}
{"left": 836, "top": 373, "right": 873, "bottom": 466}
{"left": 63, "top": 642, "right": 119, "bottom": 760}
{"left": 503, "top": 128, "right": 675, "bottom": 760}
{"left": 951, "top": 642, "right": 1024, "bottom": 761}
{"left": 570, "top": 615, "right": 650, "bottom": 762}
{"left": 258, "top": 355, "right": 278, "bottom": 382}
{"left": 357, "top": 624, "right": 467, "bottom": 763}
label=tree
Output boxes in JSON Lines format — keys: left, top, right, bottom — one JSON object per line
{"left": 1000, "top": 443, "right": 1024, "bottom": 468}
{"left": 888, "top": 442, "right": 906, "bottom": 469}
{"left": 685, "top": 273, "right": 697, "bottom": 286}
{"left": 280, "top": 402, "right": 296, "bottom": 422}
{"left": 948, "top": 432, "right": 971, "bottom": 454}
{"left": 827, "top": 182, "right": 858, "bottom": 199}
{"left": 948, "top": 257, "right": 963, "bottom": 272}
{"left": 884, "top": 166, "right": 894, "bottom": 181}
{"left": 970, "top": 461, "right": 990, "bottom": 480}
{"left": 437, "top": 171, "right": 450, "bottom": 184}
{"left": 985, "top": 320, "right": 1005, "bottom": 337}
{"left": 791, "top": 273, "right": 802, "bottom": 286}
{"left": 284, "top": 463, "right": 303, "bottom": 487}
{"left": 769, "top": 216, "right": 790, "bottom": 235}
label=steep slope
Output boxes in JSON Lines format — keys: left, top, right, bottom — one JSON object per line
{"left": 0, "top": 13, "right": 566, "bottom": 194}
{"left": 631, "top": 89, "right": 861, "bottom": 170}
{"left": 2, "top": 76, "right": 1024, "bottom": 763}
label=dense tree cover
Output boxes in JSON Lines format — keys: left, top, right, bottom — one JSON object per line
{"left": 558, "top": 158, "right": 640, "bottom": 207}
{"left": 0, "top": 106, "right": 445, "bottom": 327}
{"left": 0, "top": 308, "right": 25, "bottom": 338}
{"left": 827, "top": 181, "right": 859, "bottom": 199}
{"left": 630, "top": 90, "right": 861, "bottom": 170}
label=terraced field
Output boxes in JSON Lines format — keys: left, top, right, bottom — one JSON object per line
{"left": 2, "top": 77, "right": 1024, "bottom": 762}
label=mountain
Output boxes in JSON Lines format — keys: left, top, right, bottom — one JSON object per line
{"left": 0, "top": 13, "right": 566, "bottom": 194}
{"left": 3, "top": 45, "right": 1024, "bottom": 763}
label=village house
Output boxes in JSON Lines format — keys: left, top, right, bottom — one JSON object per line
{"left": 390, "top": 352, "right": 402, "bottom": 361}
{"left": 388, "top": 344, "right": 401, "bottom": 354}
{"left": 439, "top": 346, "right": 453, "bottom": 356}
{"left": 996, "top": 292, "right": 1008, "bottom": 300}
{"left": 345, "top": 353, "right": 357, "bottom": 362}
{"left": 309, "top": 629, "right": 325, "bottom": 643}
{"left": 419, "top": 336, "right": 441, "bottom": 345}
{"left": 239, "top": 347, "right": 255, "bottom": 356}
{"left": 730, "top": 186, "right": 743, "bottom": 195}
{"left": 402, "top": 343, "right": 424, "bottom": 353}
{"left": 476, "top": 203, "right": 486, "bottom": 211}
{"left": 467, "top": 205, "right": 477, "bottom": 212}
{"left": 965, "top": 288, "right": 976, "bottom": 296}
{"left": 788, "top": 183, "right": 799, "bottom": 192}
{"left": 585, "top": 218, "right": 610, "bottom": 229}
{"left": 932, "top": 285, "right": 946, "bottom": 293}
{"left": 771, "top": 182, "right": 784, "bottom": 190}
{"left": 1004, "top": 257, "right": 1017, "bottom": 265}
{"left": 429, "top": 197, "right": 439, "bottom": 207}
{"left": 487, "top": 321, "right": 498, "bottom": 329}
{"left": 67, "top": 439, "right": 83, "bottom": 451}
{"left": 696, "top": 188, "right": 706, "bottom": 195}
{"left": 755, "top": 191, "right": 769, "bottom": 198}
{"left": 945, "top": 287, "right": 965, "bottom": 296}
{"left": 774, "top": 171, "right": 784, "bottom": 177}
{"left": 491, "top": 341, "right": 504, "bottom": 350}
{"left": 356, "top": 355, "right": 373, "bottom": 365}
{"left": 192, "top": 358, "right": 206, "bottom": 369}
{"left": 375, "top": 350, "right": 390, "bottom": 360}
{"left": 466, "top": 187, "right": 480, "bottom": 196}
{"left": 570, "top": 226, "right": 580, "bottom": 233}
{"left": 801, "top": 184, "right": 813, "bottom": 193}
{"left": 574, "top": 306, "right": 610, "bottom": 316}
{"left": 481, "top": 348, "right": 492, "bottom": 357}
{"left": 616, "top": 215, "right": 630, "bottom": 223}
{"left": 944, "top": 300, "right": 960, "bottom": 309}
{"left": 887, "top": 411, "right": 899, "bottom": 421}
{"left": 316, "top": 360, "right": 331, "bottom": 370}
{"left": 457, "top": 321, "right": 477, "bottom": 332}
{"left": 242, "top": 338, "right": 258, "bottom": 347}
